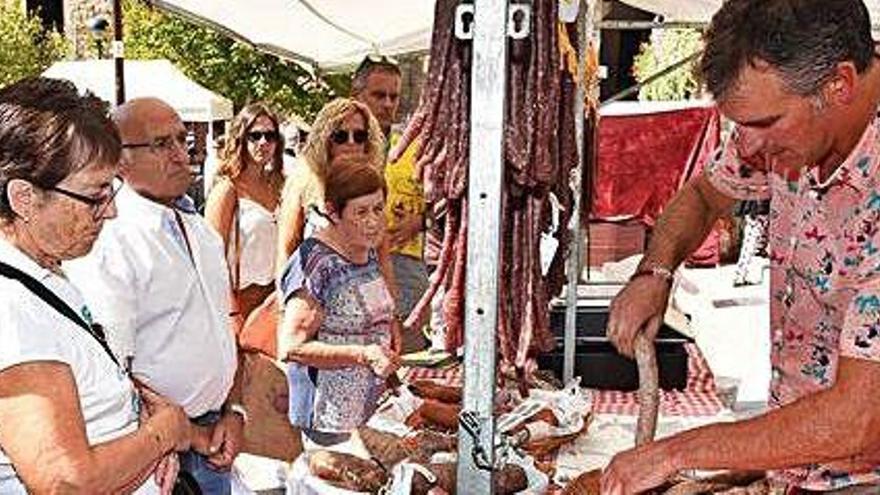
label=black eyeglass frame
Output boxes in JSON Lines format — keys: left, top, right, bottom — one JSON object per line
{"left": 121, "top": 132, "right": 189, "bottom": 154}
{"left": 49, "top": 181, "right": 123, "bottom": 219}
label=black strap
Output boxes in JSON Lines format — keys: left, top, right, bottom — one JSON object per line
{"left": 0, "top": 261, "right": 121, "bottom": 368}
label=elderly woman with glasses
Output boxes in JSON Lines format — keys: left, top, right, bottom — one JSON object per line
{"left": 279, "top": 163, "right": 399, "bottom": 447}
{"left": 0, "top": 78, "right": 191, "bottom": 494}
{"left": 206, "top": 102, "right": 285, "bottom": 328}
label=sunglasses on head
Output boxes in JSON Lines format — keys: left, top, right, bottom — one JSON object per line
{"left": 331, "top": 129, "right": 369, "bottom": 145}
{"left": 246, "top": 130, "right": 279, "bottom": 143}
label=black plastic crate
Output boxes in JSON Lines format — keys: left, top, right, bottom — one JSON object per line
{"left": 537, "top": 339, "right": 690, "bottom": 391}
{"left": 542, "top": 292, "right": 693, "bottom": 391}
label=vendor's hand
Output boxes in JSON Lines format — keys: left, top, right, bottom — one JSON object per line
{"left": 389, "top": 212, "right": 423, "bottom": 248}
{"left": 206, "top": 411, "right": 245, "bottom": 470}
{"left": 600, "top": 442, "right": 677, "bottom": 495}
{"left": 140, "top": 386, "right": 191, "bottom": 452}
{"left": 362, "top": 344, "right": 400, "bottom": 379}
{"left": 607, "top": 274, "right": 671, "bottom": 359}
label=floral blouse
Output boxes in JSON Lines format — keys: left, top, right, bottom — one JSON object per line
{"left": 280, "top": 238, "right": 395, "bottom": 433}
{"left": 705, "top": 117, "right": 880, "bottom": 490}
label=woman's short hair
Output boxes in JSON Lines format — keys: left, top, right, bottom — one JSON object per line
{"left": 325, "top": 161, "right": 387, "bottom": 215}
{"left": 0, "top": 77, "right": 120, "bottom": 221}
{"left": 301, "top": 98, "right": 385, "bottom": 180}
{"left": 216, "top": 102, "right": 285, "bottom": 192}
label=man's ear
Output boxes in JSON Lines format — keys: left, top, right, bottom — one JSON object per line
{"left": 116, "top": 152, "right": 134, "bottom": 181}
{"left": 6, "top": 179, "right": 35, "bottom": 221}
{"left": 823, "top": 62, "right": 857, "bottom": 106}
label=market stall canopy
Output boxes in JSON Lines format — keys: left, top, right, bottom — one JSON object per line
{"left": 147, "top": 0, "right": 435, "bottom": 71}
{"left": 42, "top": 59, "right": 234, "bottom": 122}
{"left": 617, "top": 0, "right": 880, "bottom": 31}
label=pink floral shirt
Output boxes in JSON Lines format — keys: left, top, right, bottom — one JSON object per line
{"left": 705, "top": 117, "right": 880, "bottom": 490}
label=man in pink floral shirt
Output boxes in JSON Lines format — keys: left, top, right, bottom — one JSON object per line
{"left": 602, "top": 0, "right": 880, "bottom": 494}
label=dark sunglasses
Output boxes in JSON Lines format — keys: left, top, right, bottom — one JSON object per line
{"left": 246, "top": 130, "right": 279, "bottom": 143}
{"left": 331, "top": 129, "right": 369, "bottom": 145}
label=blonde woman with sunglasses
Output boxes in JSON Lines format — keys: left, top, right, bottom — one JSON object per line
{"left": 277, "top": 98, "right": 403, "bottom": 353}
{"left": 276, "top": 98, "right": 385, "bottom": 274}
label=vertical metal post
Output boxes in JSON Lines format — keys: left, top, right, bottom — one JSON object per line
{"left": 456, "top": 0, "right": 509, "bottom": 492}
{"left": 112, "top": 0, "right": 125, "bottom": 105}
{"left": 563, "top": 0, "right": 593, "bottom": 383}
{"left": 563, "top": 1, "right": 586, "bottom": 384}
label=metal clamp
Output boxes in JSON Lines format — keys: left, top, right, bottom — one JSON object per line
{"left": 459, "top": 410, "right": 494, "bottom": 471}
{"left": 454, "top": 2, "right": 533, "bottom": 41}
{"left": 507, "top": 3, "right": 531, "bottom": 40}
{"left": 454, "top": 4, "right": 475, "bottom": 40}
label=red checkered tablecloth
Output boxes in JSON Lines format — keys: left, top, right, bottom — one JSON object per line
{"left": 405, "top": 363, "right": 463, "bottom": 383}
{"left": 591, "top": 343, "right": 722, "bottom": 416}
{"left": 404, "top": 343, "right": 723, "bottom": 417}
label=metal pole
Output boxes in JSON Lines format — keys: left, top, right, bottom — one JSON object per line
{"left": 112, "top": 0, "right": 125, "bottom": 105}
{"left": 456, "top": 0, "right": 509, "bottom": 492}
{"left": 563, "top": 0, "right": 592, "bottom": 384}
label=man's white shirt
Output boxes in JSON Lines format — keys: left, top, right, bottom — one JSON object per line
{"left": 66, "top": 184, "right": 237, "bottom": 417}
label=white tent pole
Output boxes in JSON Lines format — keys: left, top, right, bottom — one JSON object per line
{"left": 456, "top": 0, "right": 509, "bottom": 492}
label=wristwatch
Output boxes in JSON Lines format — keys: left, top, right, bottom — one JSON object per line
{"left": 224, "top": 403, "right": 248, "bottom": 423}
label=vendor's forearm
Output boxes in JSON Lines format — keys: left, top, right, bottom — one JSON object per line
{"left": 663, "top": 358, "right": 880, "bottom": 473}
{"left": 641, "top": 175, "right": 734, "bottom": 271}
{"left": 284, "top": 341, "right": 368, "bottom": 369}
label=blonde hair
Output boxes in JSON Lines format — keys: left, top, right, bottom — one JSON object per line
{"left": 300, "top": 98, "right": 385, "bottom": 180}
{"left": 215, "top": 102, "right": 285, "bottom": 193}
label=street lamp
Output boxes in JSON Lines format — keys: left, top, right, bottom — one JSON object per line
{"left": 88, "top": 16, "right": 110, "bottom": 59}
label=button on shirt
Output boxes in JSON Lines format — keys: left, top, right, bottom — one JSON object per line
{"left": 66, "top": 185, "right": 236, "bottom": 418}
{"left": 705, "top": 117, "right": 880, "bottom": 490}
{"left": 0, "top": 238, "right": 155, "bottom": 494}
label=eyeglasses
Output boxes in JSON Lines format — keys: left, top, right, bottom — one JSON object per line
{"left": 331, "top": 129, "right": 369, "bottom": 145}
{"left": 122, "top": 132, "right": 188, "bottom": 154}
{"left": 48, "top": 180, "right": 123, "bottom": 219}
{"left": 246, "top": 130, "right": 279, "bottom": 143}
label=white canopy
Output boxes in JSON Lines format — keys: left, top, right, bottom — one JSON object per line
{"left": 618, "top": 0, "right": 880, "bottom": 29}
{"left": 42, "top": 59, "right": 234, "bottom": 122}
{"left": 150, "top": 0, "right": 436, "bottom": 71}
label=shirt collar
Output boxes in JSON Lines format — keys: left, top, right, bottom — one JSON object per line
{"left": 116, "top": 183, "right": 197, "bottom": 222}
{"left": 806, "top": 115, "right": 879, "bottom": 194}
{"left": 0, "top": 236, "right": 57, "bottom": 284}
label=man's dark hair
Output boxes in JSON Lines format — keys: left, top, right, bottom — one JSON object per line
{"left": 0, "top": 77, "right": 120, "bottom": 220}
{"left": 699, "top": 0, "right": 875, "bottom": 100}
{"left": 351, "top": 55, "right": 401, "bottom": 95}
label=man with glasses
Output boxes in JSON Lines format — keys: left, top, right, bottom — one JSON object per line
{"left": 352, "top": 55, "right": 430, "bottom": 352}
{"left": 66, "top": 98, "right": 243, "bottom": 494}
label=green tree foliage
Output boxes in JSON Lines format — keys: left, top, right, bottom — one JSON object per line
{"left": 632, "top": 28, "right": 702, "bottom": 101}
{"left": 0, "top": 1, "right": 69, "bottom": 87}
{"left": 122, "top": 0, "right": 339, "bottom": 119}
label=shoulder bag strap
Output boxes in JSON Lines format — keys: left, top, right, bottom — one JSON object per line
{"left": 0, "top": 261, "right": 120, "bottom": 367}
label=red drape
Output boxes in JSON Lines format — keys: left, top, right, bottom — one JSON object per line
{"left": 592, "top": 105, "right": 721, "bottom": 224}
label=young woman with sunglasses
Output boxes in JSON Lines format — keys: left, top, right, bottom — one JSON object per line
{"left": 205, "top": 102, "right": 285, "bottom": 329}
